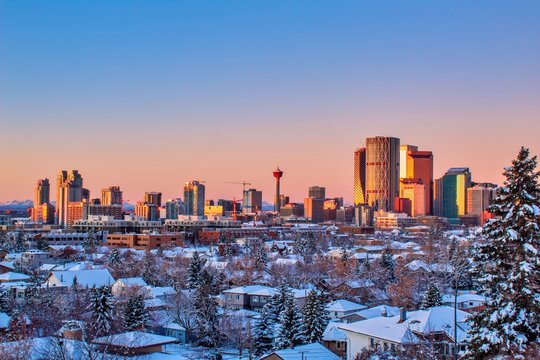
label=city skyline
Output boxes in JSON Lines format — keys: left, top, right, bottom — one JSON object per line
{"left": 1, "top": 1, "right": 539, "bottom": 202}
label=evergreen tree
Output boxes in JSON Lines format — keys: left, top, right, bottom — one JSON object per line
{"left": 301, "top": 290, "right": 330, "bottom": 343}
{"left": 253, "top": 305, "right": 275, "bottom": 356}
{"left": 254, "top": 247, "right": 267, "bottom": 271}
{"left": 13, "top": 231, "right": 27, "bottom": 253}
{"left": 465, "top": 147, "right": 540, "bottom": 359}
{"left": 379, "top": 248, "right": 396, "bottom": 284}
{"left": 87, "top": 285, "right": 115, "bottom": 336}
{"left": 274, "top": 291, "right": 305, "bottom": 349}
{"left": 109, "top": 248, "right": 120, "bottom": 265}
{"left": 0, "top": 286, "right": 10, "bottom": 314}
{"left": 124, "top": 295, "right": 147, "bottom": 330}
{"left": 420, "top": 283, "right": 443, "bottom": 310}
{"left": 83, "top": 229, "right": 98, "bottom": 253}
{"left": 193, "top": 270, "right": 223, "bottom": 349}
{"left": 186, "top": 252, "right": 203, "bottom": 289}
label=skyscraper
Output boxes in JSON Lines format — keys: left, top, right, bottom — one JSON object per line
{"left": 34, "top": 178, "right": 50, "bottom": 207}
{"left": 308, "top": 186, "right": 326, "bottom": 200}
{"left": 365, "top": 137, "right": 400, "bottom": 211}
{"left": 242, "top": 188, "right": 263, "bottom": 214}
{"left": 144, "top": 192, "right": 162, "bottom": 207}
{"left": 31, "top": 178, "right": 55, "bottom": 224}
{"left": 353, "top": 148, "right": 366, "bottom": 205}
{"left": 56, "top": 170, "right": 83, "bottom": 227}
{"left": 101, "top": 186, "right": 123, "bottom": 205}
{"left": 441, "top": 167, "right": 472, "bottom": 221}
{"left": 467, "top": 183, "right": 497, "bottom": 216}
{"left": 400, "top": 147, "right": 434, "bottom": 215}
{"left": 184, "top": 181, "right": 205, "bottom": 216}
{"left": 304, "top": 197, "right": 324, "bottom": 223}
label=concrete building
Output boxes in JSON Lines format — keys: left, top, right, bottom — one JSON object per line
{"left": 309, "top": 186, "right": 326, "bottom": 200}
{"left": 353, "top": 148, "right": 366, "bottom": 205}
{"left": 243, "top": 188, "right": 263, "bottom": 214}
{"left": 32, "top": 178, "right": 50, "bottom": 222}
{"left": 184, "top": 181, "right": 205, "bottom": 217}
{"left": 304, "top": 197, "right": 324, "bottom": 223}
{"left": 165, "top": 199, "right": 183, "bottom": 219}
{"left": 433, "top": 178, "right": 444, "bottom": 217}
{"left": 56, "top": 170, "right": 84, "bottom": 227}
{"left": 73, "top": 215, "right": 162, "bottom": 233}
{"left": 279, "top": 203, "right": 304, "bottom": 217}
{"left": 106, "top": 233, "right": 183, "bottom": 250}
{"left": 204, "top": 205, "right": 224, "bottom": 217}
{"left": 365, "top": 137, "right": 400, "bottom": 211}
{"left": 467, "top": 183, "right": 497, "bottom": 217}
{"left": 101, "top": 186, "right": 123, "bottom": 206}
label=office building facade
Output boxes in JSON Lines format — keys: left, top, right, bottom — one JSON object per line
{"left": 353, "top": 148, "right": 366, "bottom": 205}
{"left": 184, "top": 181, "right": 205, "bottom": 217}
{"left": 365, "top": 137, "right": 400, "bottom": 211}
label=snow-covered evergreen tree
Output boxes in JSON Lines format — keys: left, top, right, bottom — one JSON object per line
{"left": 379, "top": 248, "right": 396, "bottom": 285}
{"left": 13, "top": 231, "right": 27, "bottom": 253}
{"left": 186, "top": 252, "right": 203, "bottom": 289}
{"left": 83, "top": 228, "right": 98, "bottom": 253}
{"left": 420, "top": 283, "right": 443, "bottom": 309}
{"left": 274, "top": 288, "right": 305, "bottom": 349}
{"left": 87, "top": 285, "right": 115, "bottom": 336}
{"left": 0, "top": 286, "right": 10, "bottom": 314}
{"left": 465, "top": 147, "right": 540, "bottom": 359}
{"left": 109, "top": 248, "right": 120, "bottom": 264}
{"left": 253, "top": 305, "right": 275, "bottom": 356}
{"left": 124, "top": 294, "right": 147, "bottom": 330}
{"left": 254, "top": 247, "right": 267, "bottom": 271}
{"left": 193, "top": 269, "right": 223, "bottom": 349}
{"left": 301, "top": 289, "right": 330, "bottom": 343}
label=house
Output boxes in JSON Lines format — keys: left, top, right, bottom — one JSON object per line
{"left": 0, "top": 272, "right": 30, "bottom": 283}
{"left": 19, "top": 250, "right": 55, "bottom": 270}
{"left": 322, "top": 322, "right": 348, "bottom": 358}
{"left": 326, "top": 299, "right": 367, "bottom": 321}
{"left": 44, "top": 268, "right": 115, "bottom": 288}
{"left": 338, "top": 306, "right": 470, "bottom": 360}
{"left": 0, "top": 260, "right": 15, "bottom": 274}
{"left": 260, "top": 342, "right": 341, "bottom": 360}
{"left": 340, "top": 305, "right": 400, "bottom": 323}
{"left": 92, "top": 331, "right": 178, "bottom": 356}
{"left": 442, "top": 293, "right": 486, "bottom": 313}
{"left": 111, "top": 277, "right": 149, "bottom": 297}
{"left": 222, "top": 285, "right": 310, "bottom": 311}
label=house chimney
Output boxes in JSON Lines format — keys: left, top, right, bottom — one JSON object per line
{"left": 398, "top": 307, "right": 406, "bottom": 323}
{"left": 381, "top": 306, "right": 387, "bottom": 317}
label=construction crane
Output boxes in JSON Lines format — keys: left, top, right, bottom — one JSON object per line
{"left": 225, "top": 181, "right": 252, "bottom": 193}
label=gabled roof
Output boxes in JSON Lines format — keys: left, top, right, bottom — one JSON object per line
{"left": 356, "top": 305, "right": 400, "bottom": 319}
{"left": 264, "top": 342, "right": 340, "bottom": 360}
{"left": 149, "top": 286, "right": 177, "bottom": 298}
{"left": 339, "top": 306, "right": 469, "bottom": 343}
{"left": 0, "top": 272, "right": 30, "bottom": 282}
{"left": 322, "top": 322, "right": 347, "bottom": 341}
{"left": 326, "top": 299, "right": 367, "bottom": 313}
{"left": 46, "top": 269, "right": 114, "bottom": 288}
{"left": 92, "top": 331, "right": 177, "bottom": 348}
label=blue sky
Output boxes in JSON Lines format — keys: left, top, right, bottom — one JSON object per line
{"left": 1, "top": 1, "right": 539, "bottom": 202}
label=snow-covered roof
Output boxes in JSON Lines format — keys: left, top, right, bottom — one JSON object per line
{"left": 442, "top": 293, "right": 486, "bottom": 304}
{"left": 223, "top": 285, "right": 272, "bottom": 294}
{"left": 0, "top": 261, "right": 15, "bottom": 270}
{"left": 92, "top": 331, "right": 177, "bottom": 348}
{"left": 322, "top": 322, "right": 347, "bottom": 341}
{"left": 116, "top": 277, "right": 148, "bottom": 287}
{"left": 144, "top": 298, "right": 166, "bottom": 309}
{"left": 149, "top": 286, "right": 177, "bottom": 298}
{"left": 0, "top": 312, "right": 11, "bottom": 329}
{"left": 265, "top": 342, "right": 341, "bottom": 360}
{"left": 356, "top": 305, "right": 400, "bottom": 319}
{"left": 326, "top": 299, "right": 367, "bottom": 313}
{"left": 0, "top": 272, "right": 30, "bottom": 282}
{"left": 46, "top": 269, "right": 114, "bottom": 288}
{"left": 163, "top": 322, "right": 186, "bottom": 331}
{"left": 339, "top": 306, "right": 469, "bottom": 343}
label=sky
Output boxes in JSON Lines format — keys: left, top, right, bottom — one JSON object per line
{"left": 1, "top": 1, "right": 539, "bottom": 203}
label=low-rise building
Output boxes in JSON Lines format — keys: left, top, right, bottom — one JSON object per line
{"left": 106, "top": 233, "right": 183, "bottom": 250}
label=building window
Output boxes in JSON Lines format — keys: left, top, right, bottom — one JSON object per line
{"left": 336, "top": 342, "right": 341, "bottom": 349}
{"left": 370, "top": 338, "right": 375, "bottom": 347}
{"left": 384, "top": 342, "right": 388, "bottom": 351}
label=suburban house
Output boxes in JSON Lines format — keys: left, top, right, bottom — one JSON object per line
{"left": 260, "top": 342, "right": 341, "bottom": 360}
{"left": 326, "top": 299, "right": 367, "bottom": 321}
{"left": 44, "top": 268, "right": 115, "bottom": 288}
{"left": 338, "top": 306, "right": 470, "bottom": 360}
{"left": 442, "top": 293, "right": 486, "bottom": 313}
{"left": 0, "top": 272, "right": 30, "bottom": 283}
{"left": 111, "top": 277, "right": 149, "bottom": 297}
{"left": 222, "top": 285, "right": 309, "bottom": 311}
{"left": 341, "top": 305, "right": 401, "bottom": 323}
{"left": 322, "top": 322, "right": 348, "bottom": 358}
{"left": 92, "top": 331, "right": 178, "bottom": 356}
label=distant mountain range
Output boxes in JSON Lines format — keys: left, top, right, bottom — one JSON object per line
{"left": 0, "top": 200, "right": 34, "bottom": 210}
